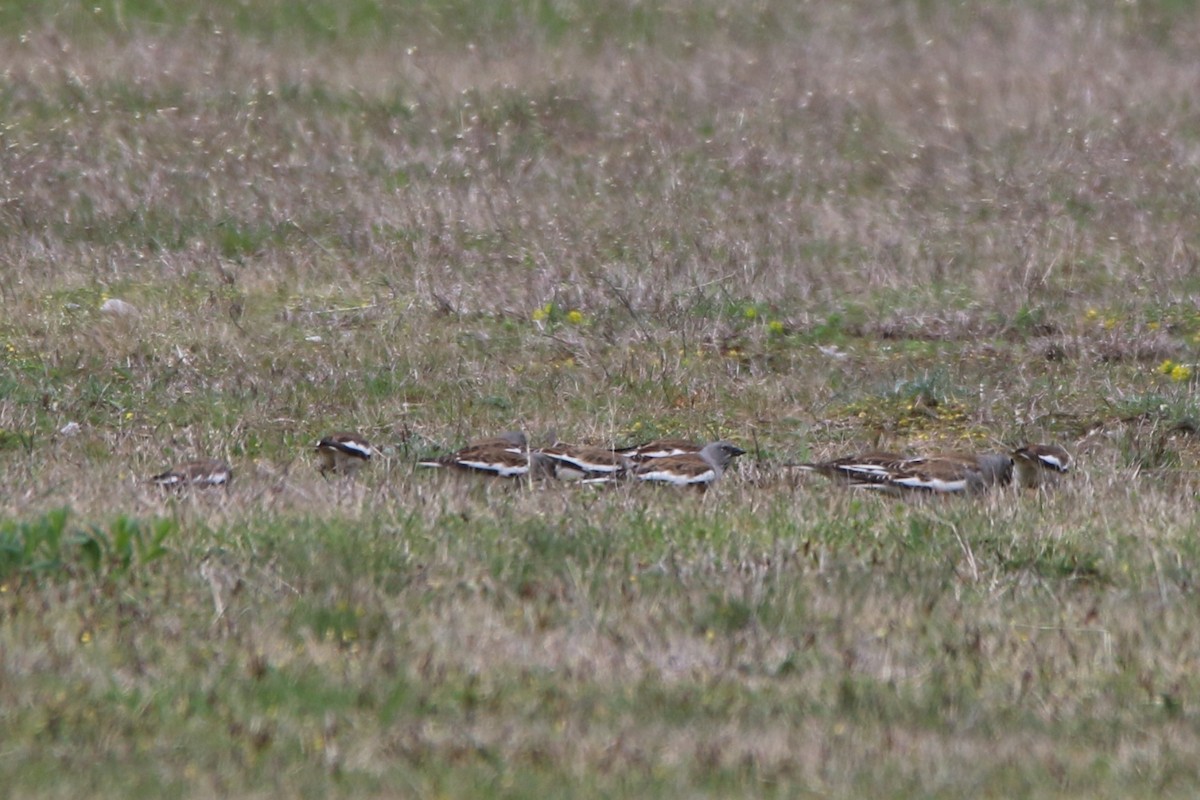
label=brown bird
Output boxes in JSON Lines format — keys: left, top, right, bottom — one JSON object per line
{"left": 866, "top": 453, "right": 1014, "bottom": 494}
{"left": 418, "top": 431, "right": 548, "bottom": 478}
{"left": 315, "top": 432, "right": 373, "bottom": 476}
{"left": 538, "top": 443, "right": 632, "bottom": 481}
{"left": 795, "top": 450, "right": 1013, "bottom": 494}
{"left": 632, "top": 441, "right": 746, "bottom": 489}
{"left": 789, "top": 450, "right": 909, "bottom": 485}
{"left": 151, "top": 458, "right": 232, "bottom": 489}
{"left": 1012, "top": 443, "right": 1072, "bottom": 488}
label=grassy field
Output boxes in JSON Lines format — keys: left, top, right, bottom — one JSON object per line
{"left": 3, "top": 0, "right": 1200, "bottom": 796}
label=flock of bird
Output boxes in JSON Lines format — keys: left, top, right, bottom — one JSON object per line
{"left": 149, "top": 431, "right": 1072, "bottom": 496}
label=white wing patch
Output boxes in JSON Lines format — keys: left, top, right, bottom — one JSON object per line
{"left": 1037, "top": 453, "right": 1068, "bottom": 472}
{"left": 551, "top": 455, "right": 623, "bottom": 473}
{"left": 156, "top": 468, "right": 229, "bottom": 486}
{"left": 336, "top": 439, "right": 372, "bottom": 459}
{"left": 837, "top": 463, "right": 894, "bottom": 479}
{"left": 638, "top": 447, "right": 691, "bottom": 459}
{"left": 890, "top": 474, "right": 970, "bottom": 493}
{"left": 637, "top": 467, "right": 716, "bottom": 486}
{"left": 458, "top": 459, "right": 529, "bottom": 477}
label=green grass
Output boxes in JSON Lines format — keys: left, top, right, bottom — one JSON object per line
{"left": 3, "top": 0, "right": 1200, "bottom": 797}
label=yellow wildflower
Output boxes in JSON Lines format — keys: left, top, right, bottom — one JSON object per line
{"left": 566, "top": 310, "right": 583, "bottom": 325}
{"left": 767, "top": 320, "right": 784, "bottom": 335}
{"left": 1159, "top": 359, "right": 1176, "bottom": 375}
{"left": 1085, "top": 308, "right": 1099, "bottom": 320}
{"left": 743, "top": 306, "right": 758, "bottom": 320}
{"left": 532, "top": 303, "right": 552, "bottom": 322}
{"left": 1171, "top": 364, "right": 1192, "bottom": 382}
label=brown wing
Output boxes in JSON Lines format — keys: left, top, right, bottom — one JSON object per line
{"left": 801, "top": 451, "right": 909, "bottom": 484}
{"left": 152, "top": 459, "right": 232, "bottom": 487}
{"left": 421, "top": 443, "right": 533, "bottom": 477}
{"left": 316, "top": 433, "right": 372, "bottom": 461}
{"left": 615, "top": 438, "right": 703, "bottom": 461}
{"left": 540, "top": 444, "right": 630, "bottom": 478}
{"left": 633, "top": 453, "right": 718, "bottom": 485}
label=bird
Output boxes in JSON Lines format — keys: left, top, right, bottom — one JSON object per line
{"left": 151, "top": 458, "right": 232, "bottom": 489}
{"left": 631, "top": 440, "right": 746, "bottom": 489}
{"left": 418, "top": 431, "right": 548, "bottom": 478}
{"left": 613, "top": 438, "right": 704, "bottom": 462}
{"left": 862, "top": 453, "right": 1014, "bottom": 494}
{"left": 315, "top": 432, "right": 373, "bottom": 476}
{"left": 537, "top": 443, "right": 632, "bottom": 481}
{"left": 788, "top": 450, "right": 910, "bottom": 485}
{"left": 794, "top": 450, "right": 1014, "bottom": 494}
{"left": 1012, "top": 443, "right": 1072, "bottom": 488}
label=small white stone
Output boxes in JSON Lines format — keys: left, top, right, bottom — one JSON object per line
{"left": 59, "top": 421, "right": 82, "bottom": 437}
{"left": 305, "top": 335, "right": 323, "bottom": 343}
